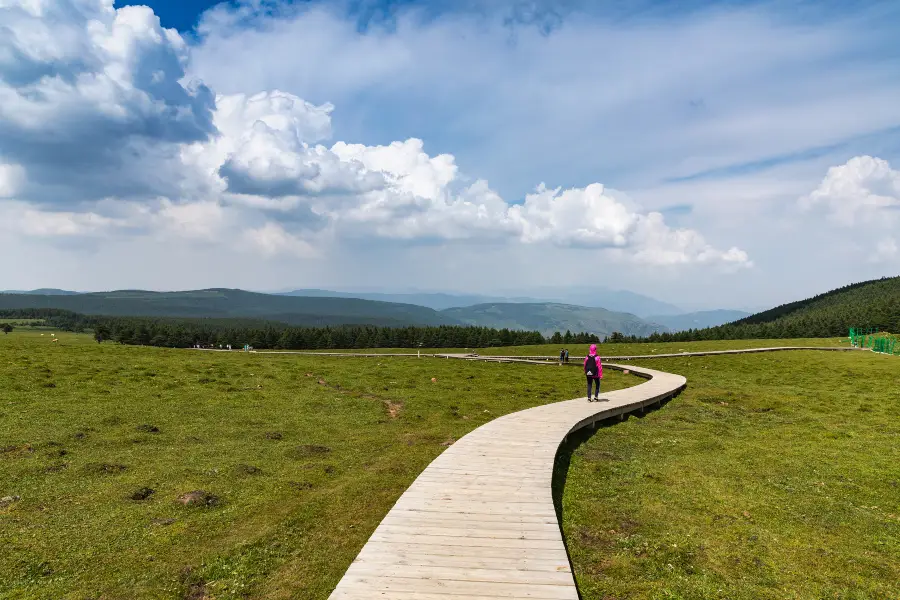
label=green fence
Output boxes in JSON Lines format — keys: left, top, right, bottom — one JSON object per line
{"left": 849, "top": 328, "right": 898, "bottom": 355}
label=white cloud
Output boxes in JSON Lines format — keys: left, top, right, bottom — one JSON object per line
{"left": 799, "top": 156, "right": 900, "bottom": 226}
{"left": 0, "top": 203, "right": 118, "bottom": 237}
{"left": 190, "top": 2, "right": 900, "bottom": 198}
{"left": 243, "top": 222, "right": 318, "bottom": 258}
{"left": 0, "top": 0, "right": 215, "bottom": 202}
{"left": 174, "top": 88, "right": 748, "bottom": 267}
{"left": 0, "top": 0, "right": 773, "bottom": 302}
{"left": 871, "top": 238, "right": 898, "bottom": 263}
{"left": 0, "top": 163, "right": 26, "bottom": 197}
{"left": 157, "top": 199, "right": 225, "bottom": 241}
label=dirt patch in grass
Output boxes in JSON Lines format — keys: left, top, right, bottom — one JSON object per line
{"left": 1, "top": 443, "right": 33, "bottom": 456}
{"left": 177, "top": 491, "right": 221, "bottom": 507}
{"left": 383, "top": 400, "right": 404, "bottom": 419}
{"left": 129, "top": 487, "right": 155, "bottom": 501}
{"left": 180, "top": 567, "right": 210, "bottom": 600}
{"left": 136, "top": 424, "right": 160, "bottom": 433}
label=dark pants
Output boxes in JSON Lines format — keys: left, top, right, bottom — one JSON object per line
{"left": 587, "top": 377, "right": 600, "bottom": 398}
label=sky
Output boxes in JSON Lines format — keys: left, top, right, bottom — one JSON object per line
{"left": 1, "top": 0, "right": 899, "bottom": 311}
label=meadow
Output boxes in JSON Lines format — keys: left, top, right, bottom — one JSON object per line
{"left": 0, "top": 331, "right": 638, "bottom": 599}
{"left": 2, "top": 330, "right": 896, "bottom": 599}
{"left": 560, "top": 349, "right": 900, "bottom": 599}
{"left": 279, "top": 336, "right": 848, "bottom": 357}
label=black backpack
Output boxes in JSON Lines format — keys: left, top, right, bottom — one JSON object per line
{"left": 584, "top": 355, "right": 597, "bottom": 375}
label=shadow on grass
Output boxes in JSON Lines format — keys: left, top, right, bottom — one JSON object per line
{"left": 550, "top": 389, "right": 681, "bottom": 599}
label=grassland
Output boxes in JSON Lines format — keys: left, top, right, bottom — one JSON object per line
{"left": 0, "top": 331, "right": 639, "bottom": 599}
{"left": 560, "top": 350, "right": 900, "bottom": 599}
{"left": 285, "top": 337, "right": 847, "bottom": 357}
{"left": 3, "top": 331, "right": 895, "bottom": 599}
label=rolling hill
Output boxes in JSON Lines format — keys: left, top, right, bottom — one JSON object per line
{"left": 441, "top": 303, "right": 666, "bottom": 338}
{"left": 278, "top": 286, "right": 685, "bottom": 315}
{"left": 641, "top": 276, "right": 900, "bottom": 341}
{"left": 277, "top": 289, "right": 544, "bottom": 311}
{"left": 0, "top": 289, "right": 457, "bottom": 328}
{"left": 648, "top": 309, "right": 750, "bottom": 332}
{"left": 532, "top": 286, "right": 684, "bottom": 317}
{"left": 728, "top": 276, "right": 900, "bottom": 335}
{"left": 1, "top": 288, "right": 81, "bottom": 295}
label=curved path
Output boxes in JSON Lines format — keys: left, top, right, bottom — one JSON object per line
{"left": 328, "top": 362, "right": 686, "bottom": 599}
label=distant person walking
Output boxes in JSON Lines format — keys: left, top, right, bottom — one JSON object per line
{"left": 564, "top": 349, "right": 570, "bottom": 363}
{"left": 584, "top": 344, "right": 603, "bottom": 401}
{"left": 559, "top": 349, "right": 565, "bottom": 365}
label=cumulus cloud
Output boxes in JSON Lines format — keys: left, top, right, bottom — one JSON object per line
{"left": 0, "top": 0, "right": 215, "bottom": 201}
{"left": 243, "top": 222, "right": 318, "bottom": 258}
{"left": 0, "top": 202, "right": 118, "bottom": 237}
{"left": 799, "top": 156, "right": 900, "bottom": 226}
{"left": 0, "top": 0, "right": 750, "bottom": 277}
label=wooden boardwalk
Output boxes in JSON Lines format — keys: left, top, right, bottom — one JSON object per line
{"left": 328, "top": 362, "right": 686, "bottom": 599}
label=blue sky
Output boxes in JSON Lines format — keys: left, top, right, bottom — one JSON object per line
{"left": 1, "top": 0, "right": 898, "bottom": 309}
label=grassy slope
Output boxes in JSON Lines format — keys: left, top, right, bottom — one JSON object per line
{"left": 0, "top": 331, "right": 639, "bottom": 599}
{"left": 0, "top": 289, "right": 455, "bottom": 328}
{"left": 561, "top": 350, "right": 900, "bottom": 599}
{"left": 441, "top": 302, "right": 665, "bottom": 337}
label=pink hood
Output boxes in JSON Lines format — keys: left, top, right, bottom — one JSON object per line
{"left": 583, "top": 345, "right": 603, "bottom": 378}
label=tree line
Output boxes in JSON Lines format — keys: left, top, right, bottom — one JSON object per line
{"left": 0, "top": 309, "right": 605, "bottom": 349}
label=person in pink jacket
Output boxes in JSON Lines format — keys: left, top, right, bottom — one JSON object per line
{"left": 584, "top": 343, "right": 603, "bottom": 401}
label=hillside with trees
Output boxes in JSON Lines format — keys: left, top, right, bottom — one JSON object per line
{"left": 0, "top": 289, "right": 456, "bottom": 328}
{"left": 608, "top": 276, "right": 900, "bottom": 343}
{"left": 0, "top": 309, "right": 587, "bottom": 349}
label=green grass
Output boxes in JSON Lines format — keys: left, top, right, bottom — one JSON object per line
{"left": 560, "top": 350, "right": 900, "bottom": 599}
{"left": 3, "top": 331, "right": 894, "bottom": 599}
{"left": 278, "top": 337, "right": 847, "bottom": 358}
{"left": 478, "top": 338, "right": 848, "bottom": 356}
{"left": 289, "top": 337, "right": 847, "bottom": 357}
{"left": 0, "top": 331, "right": 639, "bottom": 599}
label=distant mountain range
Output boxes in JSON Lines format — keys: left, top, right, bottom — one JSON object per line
{"left": 276, "top": 289, "right": 544, "bottom": 311}
{"left": 648, "top": 310, "right": 751, "bottom": 332}
{"left": 443, "top": 302, "right": 666, "bottom": 338}
{"left": 277, "top": 286, "right": 683, "bottom": 316}
{"left": 2, "top": 288, "right": 81, "bottom": 295}
{"left": 0, "top": 287, "right": 747, "bottom": 336}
